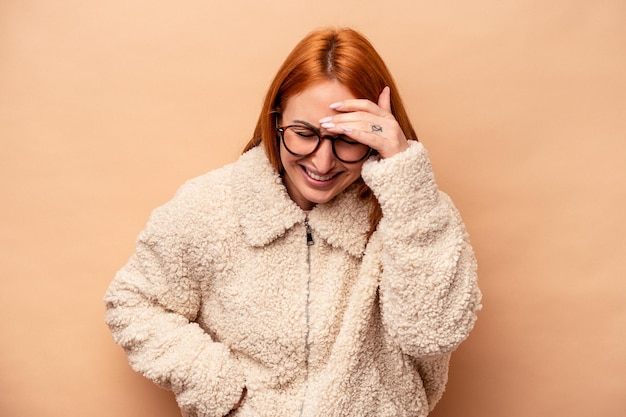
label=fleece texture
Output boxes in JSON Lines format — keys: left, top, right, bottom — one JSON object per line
{"left": 104, "top": 141, "right": 482, "bottom": 417}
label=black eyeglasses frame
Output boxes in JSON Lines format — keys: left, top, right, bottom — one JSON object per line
{"left": 276, "top": 124, "right": 372, "bottom": 164}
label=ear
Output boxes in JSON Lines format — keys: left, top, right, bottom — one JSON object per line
{"left": 271, "top": 110, "right": 282, "bottom": 127}
{"left": 276, "top": 129, "right": 281, "bottom": 146}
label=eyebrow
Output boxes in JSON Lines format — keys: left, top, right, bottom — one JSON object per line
{"left": 292, "top": 120, "right": 321, "bottom": 134}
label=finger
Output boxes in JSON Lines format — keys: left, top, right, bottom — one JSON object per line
{"left": 329, "top": 97, "right": 389, "bottom": 118}
{"left": 377, "top": 86, "right": 392, "bottom": 113}
{"left": 320, "top": 111, "right": 380, "bottom": 127}
{"left": 321, "top": 119, "right": 386, "bottom": 137}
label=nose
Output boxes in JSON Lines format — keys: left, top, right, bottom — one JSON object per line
{"left": 310, "top": 138, "right": 336, "bottom": 173}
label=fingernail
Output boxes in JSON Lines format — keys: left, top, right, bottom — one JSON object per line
{"left": 321, "top": 122, "right": 336, "bottom": 129}
{"left": 341, "top": 126, "right": 353, "bottom": 133}
{"left": 329, "top": 102, "right": 342, "bottom": 109}
{"left": 319, "top": 116, "right": 332, "bottom": 123}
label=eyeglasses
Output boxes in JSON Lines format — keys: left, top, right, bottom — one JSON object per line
{"left": 277, "top": 123, "right": 371, "bottom": 163}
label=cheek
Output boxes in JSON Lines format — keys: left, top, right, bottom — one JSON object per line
{"left": 347, "top": 163, "right": 365, "bottom": 180}
{"left": 279, "top": 146, "right": 297, "bottom": 168}
{"left": 278, "top": 143, "right": 290, "bottom": 166}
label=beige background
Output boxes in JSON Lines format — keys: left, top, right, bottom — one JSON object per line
{"left": 1, "top": 1, "right": 625, "bottom": 416}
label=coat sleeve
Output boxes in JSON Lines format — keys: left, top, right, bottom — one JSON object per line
{"left": 104, "top": 189, "right": 245, "bottom": 417}
{"left": 360, "top": 140, "right": 482, "bottom": 357}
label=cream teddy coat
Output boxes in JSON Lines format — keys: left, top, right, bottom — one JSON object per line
{"left": 104, "top": 141, "right": 481, "bottom": 417}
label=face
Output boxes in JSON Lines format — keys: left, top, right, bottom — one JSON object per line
{"left": 279, "top": 80, "right": 365, "bottom": 211}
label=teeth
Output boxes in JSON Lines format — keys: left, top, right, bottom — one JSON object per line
{"left": 306, "top": 169, "right": 334, "bottom": 181}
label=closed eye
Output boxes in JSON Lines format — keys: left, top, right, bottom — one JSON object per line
{"left": 336, "top": 135, "right": 361, "bottom": 145}
{"left": 290, "top": 125, "right": 318, "bottom": 138}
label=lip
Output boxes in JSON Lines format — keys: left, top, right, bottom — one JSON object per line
{"left": 300, "top": 165, "right": 341, "bottom": 187}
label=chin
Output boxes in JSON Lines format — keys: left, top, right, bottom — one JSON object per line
{"left": 304, "top": 189, "right": 342, "bottom": 205}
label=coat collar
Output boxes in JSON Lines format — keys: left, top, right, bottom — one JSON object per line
{"left": 232, "top": 146, "right": 370, "bottom": 258}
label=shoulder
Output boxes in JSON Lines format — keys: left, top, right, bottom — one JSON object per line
{"left": 145, "top": 146, "right": 275, "bottom": 239}
{"left": 171, "top": 146, "right": 272, "bottom": 211}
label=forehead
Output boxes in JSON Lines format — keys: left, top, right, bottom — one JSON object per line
{"left": 282, "top": 80, "right": 356, "bottom": 122}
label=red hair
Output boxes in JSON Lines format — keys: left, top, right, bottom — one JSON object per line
{"left": 243, "top": 27, "right": 417, "bottom": 236}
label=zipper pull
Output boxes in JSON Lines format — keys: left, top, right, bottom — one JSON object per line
{"left": 304, "top": 219, "right": 314, "bottom": 246}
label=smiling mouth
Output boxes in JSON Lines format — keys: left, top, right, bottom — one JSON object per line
{"left": 305, "top": 168, "right": 337, "bottom": 182}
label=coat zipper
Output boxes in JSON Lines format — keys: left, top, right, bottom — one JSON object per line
{"left": 300, "top": 218, "right": 314, "bottom": 416}
{"left": 305, "top": 218, "right": 314, "bottom": 247}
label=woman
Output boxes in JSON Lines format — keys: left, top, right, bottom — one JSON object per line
{"left": 105, "top": 27, "right": 481, "bottom": 417}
